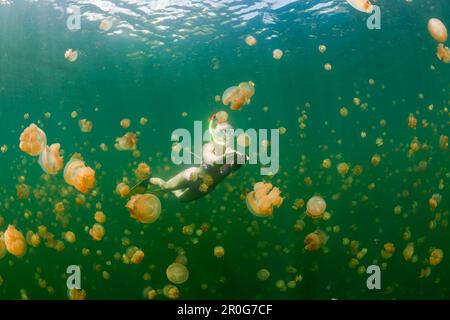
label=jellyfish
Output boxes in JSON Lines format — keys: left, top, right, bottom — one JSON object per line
{"left": 273, "top": 49, "right": 283, "bottom": 60}
{"left": 436, "top": 43, "right": 450, "bottom": 63}
{"left": 126, "top": 193, "right": 161, "bottom": 224}
{"left": 68, "top": 289, "right": 86, "bottom": 300}
{"left": 122, "top": 246, "right": 144, "bottom": 264}
{"left": 16, "top": 183, "right": 30, "bottom": 199}
{"left": 306, "top": 196, "right": 326, "bottom": 219}
{"left": 89, "top": 223, "right": 105, "bottom": 241}
{"left": 120, "top": 118, "right": 131, "bottom": 129}
{"left": 166, "top": 263, "right": 189, "bottom": 284}
{"left": 94, "top": 211, "right": 106, "bottom": 224}
{"left": 222, "top": 81, "right": 255, "bottom": 111}
{"left": 245, "top": 35, "right": 257, "bottom": 46}
{"left": 214, "top": 246, "right": 225, "bottom": 258}
{"left": 135, "top": 162, "right": 151, "bottom": 180}
{"left": 346, "top": 0, "right": 373, "bottom": 13}
{"left": 163, "top": 284, "right": 180, "bottom": 299}
{"left": 38, "top": 143, "right": 63, "bottom": 175}
{"left": 257, "top": 269, "right": 270, "bottom": 281}
{"left": 115, "top": 132, "right": 138, "bottom": 151}
{"left": 99, "top": 18, "right": 113, "bottom": 31}
{"left": 403, "top": 243, "right": 414, "bottom": 262}
{"left": 381, "top": 242, "right": 395, "bottom": 259}
{"left": 64, "top": 231, "right": 76, "bottom": 244}
{"left": 3, "top": 225, "right": 26, "bottom": 257}
{"left": 19, "top": 123, "right": 47, "bottom": 156}
{"left": 78, "top": 119, "right": 93, "bottom": 133}
{"left": 116, "top": 182, "right": 130, "bottom": 197}
{"left": 63, "top": 154, "right": 96, "bottom": 194}
{"left": 246, "top": 182, "right": 284, "bottom": 217}
{"left": 427, "top": 18, "right": 448, "bottom": 43}
{"left": 429, "top": 248, "right": 443, "bottom": 266}
{"left": 64, "top": 49, "right": 78, "bottom": 62}
{"left": 304, "top": 229, "right": 328, "bottom": 251}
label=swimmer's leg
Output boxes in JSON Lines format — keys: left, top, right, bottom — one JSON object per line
{"left": 150, "top": 167, "right": 199, "bottom": 191}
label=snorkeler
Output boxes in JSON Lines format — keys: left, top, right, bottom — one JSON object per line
{"left": 143, "top": 114, "right": 247, "bottom": 202}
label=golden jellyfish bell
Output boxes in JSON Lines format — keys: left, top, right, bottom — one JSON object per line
{"left": 245, "top": 35, "right": 257, "bottom": 46}
{"left": 222, "top": 81, "right": 255, "bottom": 111}
{"left": 115, "top": 132, "right": 138, "bottom": 151}
{"left": 116, "top": 182, "right": 130, "bottom": 197}
{"left": 436, "top": 43, "right": 450, "bottom": 63}
{"left": 4, "top": 225, "right": 27, "bottom": 257}
{"left": 324, "top": 63, "right": 332, "bottom": 71}
{"left": 38, "top": 143, "right": 64, "bottom": 175}
{"left": 166, "top": 263, "right": 189, "bottom": 284}
{"left": 64, "top": 49, "right": 78, "bottom": 62}
{"left": 63, "top": 154, "right": 96, "bottom": 194}
{"left": 346, "top": 0, "right": 373, "bottom": 13}
{"left": 78, "top": 119, "right": 93, "bottom": 133}
{"left": 0, "top": 234, "right": 7, "bottom": 259}
{"left": 306, "top": 196, "right": 326, "bottom": 219}
{"left": 99, "top": 18, "right": 113, "bottom": 31}
{"left": 273, "top": 49, "right": 283, "bottom": 60}
{"left": 429, "top": 248, "right": 443, "bottom": 266}
{"left": 120, "top": 118, "right": 131, "bottom": 129}
{"left": 381, "top": 242, "right": 395, "bottom": 259}
{"left": 19, "top": 123, "right": 47, "bottom": 156}
{"left": 318, "top": 45, "right": 327, "bottom": 53}
{"left": 126, "top": 193, "right": 161, "bottom": 224}
{"left": 427, "top": 18, "right": 448, "bottom": 43}
{"left": 89, "top": 223, "right": 105, "bottom": 241}
{"left": 214, "top": 246, "right": 225, "bottom": 258}
{"left": 135, "top": 162, "right": 151, "bottom": 180}
{"left": 246, "top": 182, "right": 283, "bottom": 217}
{"left": 304, "top": 230, "right": 328, "bottom": 251}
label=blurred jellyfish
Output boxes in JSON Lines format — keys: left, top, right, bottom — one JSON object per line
{"left": 324, "top": 63, "right": 332, "bottom": 71}
{"left": 63, "top": 154, "right": 96, "bottom": 194}
{"left": 68, "top": 289, "right": 86, "bottom": 300}
{"left": 304, "top": 229, "right": 328, "bottom": 251}
{"left": 122, "top": 246, "right": 144, "bottom": 264}
{"left": 427, "top": 18, "right": 448, "bottom": 43}
{"left": 402, "top": 243, "right": 414, "bottom": 262}
{"left": 115, "top": 132, "right": 138, "bottom": 151}
{"left": 116, "top": 182, "right": 130, "bottom": 197}
{"left": 19, "top": 123, "right": 47, "bottom": 156}
{"left": 64, "top": 49, "right": 78, "bottom": 62}
{"left": 381, "top": 242, "right": 395, "bottom": 259}
{"left": 38, "top": 143, "right": 63, "bottom": 175}
{"left": 94, "top": 211, "right": 106, "bottom": 224}
{"left": 436, "top": 44, "right": 450, "bottom": 63}
{"left": 346, "top": 0, "right": 373, "bottom": 13}
{"left": 166, "top": 263, "right": 189, "bottom": 284}
{"left": 273, "top": 49, "right": 283, "bottom": 60}
{"left": 120, "top": 118, "right": 131, "bottom": 129}
{"left": 306, "top": 196, "right": 327, "bottom": 219}
{"left": 89, "top": 223, "right": 105, "bottom": 241}
{"left": 257, "top": 269, "right": 270, "bottom": 281}
{"left": 245, "top": 35, "right": 256, "bottom": 46}
{"left": 429, "top": 248, "right": 443, "bottom": 266}
{"left": 78, "top": 119, "right": 93, "bottom": 133}
{"left": 163, "top": 284, "right": 180, "bottom": 299}
{"left": 216, "top": 111, "right": 228, "bottom": 123}
{"left": 214, "top": 246, "right": 225, "bottom": 258}
{"left": 246, "top": 182, "right": 284, "bottom": 217}
{"left": 126, "top": 194, "right": 161, "bottom": 224}
{"left": 319, "top": 45, "right": 327, "bottom": 53}
{"left": 4, "top": 225, "right": 26, "bottom": 257}
{"left": 0, "top": 234, "right": 6, "bottom": 259}
{"left": 135, "top": 162, "right": 151, "bottom": 180}
{"left": 222, "top": 81, "right": 255, "bottom": 111}
{"left": 99, "top": 18, "right": 113, "bottom": 31}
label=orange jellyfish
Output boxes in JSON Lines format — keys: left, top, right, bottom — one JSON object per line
{"left": 222, "top": 81, "right": 255, "bottom": 111}
{"left": 115, "top": 132, "right": 138, "bottom": 151}
{"left": 3, "top": 225, "right": 27, "bottom": 257}
{"left": 381, "top": 242, "right": 395, "bottom": 259}
{"left": 126, "top": 194, "right": 161, "bottom": 224}
{"left": 304, "top": 229, "right": 328, "bottom": 251}
{"left": 63, "top": 154, "right": 96, "bottom": 194}
{"left": 19, "top": 123, "right": 47, "bottom": 156}
{"left": 306, "top": 196, "right": 326, "bottom": 219}
{"left": 166, "top": 263, "right": 189, "bottom": 284}
{"left": 116, "top": 182, "right": 130, "bottom": 197}
{"left": 64, "top": 49, "right": 78, "bottom": 62}
{"left": 78, "top": 119, "right": 93, "bottom": 133}
{"left": 38, "top": 143, "right": 64, "bottom": 175}
{"left": 273, "top": 49, "right": 283, "bottom": 60}
{"left": 245, "top": 35, "right": 257, "bottom": 46}
{"left": 429, "top": 248, "right": 444, "bottom": 266}
{"left": 89, "top": 223, "right": 105, "bottom": 241}
{"left": 246, "top": 182, "right": 283, "bottom": 217}
{"left": 135, "top": 162, "right": 151, "bottom": 180}
{"left": 427, "top": 18, "right": 448, "bottom": 43}
{"left": 346, "top": 0, "right": 373, "bottom": 13}
{"left": 436, "top": 44, "right": 450, "bottom": 63}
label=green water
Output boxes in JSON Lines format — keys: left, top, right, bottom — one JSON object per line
{"left": 0, "top": 0, "right": 449, "bottom": 299}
